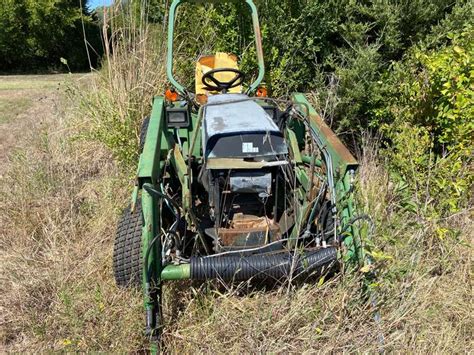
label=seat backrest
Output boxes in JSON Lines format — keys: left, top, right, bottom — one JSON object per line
{"left": 195, "top": 52, "right": 242, "bottom": 97}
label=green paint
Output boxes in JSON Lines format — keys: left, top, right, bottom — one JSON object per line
{"left": 138, "top": 97, "right": 167, "bottom": 183}
{"left": 166, "top": 1, "right": 185, "bottom": 94}
{"left": 161, "top": 264, "right": 191, "bottom": 280}
{"left": 291, "top": 93, "right": 358, "bottom": 176}
{"left": 246, "top": 0, "right": 265, "bottom": 93}
{"left": 301, "top": 155, "right": 322, "bottom": 167}
{"left": 130, "top": 184, "right": 139, "bottom": 213}
{"left": 339, "top": 171, "right": 364, "bottom": 265}
{"left": 295, "top": 167, "right": 310, "bottom": 192}
{"left": 190, "top": 112, "right": 202, "bottom": 157}
{"left": 189, "top": 107, "right": 204, "bottom": 159}
{"left": 286, "top": 128, "right": 303, "bottom": 163}
{"left": 170, "top": 146, "right": 191, "bottom": 210}
{"left": 141, "top": 183, "right": 162, "bottom": 338}
{"left": 289, "top": 199, "right": 311, "bottom": 246}
{"left": 289, "top": 94, "right": 363, "bottom": 265}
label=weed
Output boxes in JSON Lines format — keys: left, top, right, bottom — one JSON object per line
{"left": 68, "top": 3, "right": 168, "bottom": 172}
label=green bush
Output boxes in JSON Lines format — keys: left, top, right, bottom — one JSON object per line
{"left": 379, "top": 26, "right": 473, "bottom": 214}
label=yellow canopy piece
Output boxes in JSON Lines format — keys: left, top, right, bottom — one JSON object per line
{"left": 195, "top": 52, "right": 242, "bottom": 97}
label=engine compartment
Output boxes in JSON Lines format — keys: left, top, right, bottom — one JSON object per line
{"left": 158, "top": 94, "right": 340, "bottom": 263}
{"left": 199, "top": 167, "right": 280, "bottom": 251}
{"left": 197, "top": 94, "right": 289, "bottom": 252}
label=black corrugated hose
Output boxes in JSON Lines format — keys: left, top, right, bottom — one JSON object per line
{"left": 190, "top": 247, "right": 338, "bottom": 281}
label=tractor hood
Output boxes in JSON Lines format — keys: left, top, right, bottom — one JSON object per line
{"left": 202, "top": 94, "right": 288, "bottom": 162}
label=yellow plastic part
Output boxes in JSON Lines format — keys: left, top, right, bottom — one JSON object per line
{"left": 195, "top": 52, "right": 242, "bottom": 99}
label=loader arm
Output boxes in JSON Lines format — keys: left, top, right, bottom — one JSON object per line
{"left": 290, "top": 93, "right": 364, "bottom": 265}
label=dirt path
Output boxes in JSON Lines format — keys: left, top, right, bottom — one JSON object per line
{"left": 0, "top": 74, "right": 83, "bottom": 177}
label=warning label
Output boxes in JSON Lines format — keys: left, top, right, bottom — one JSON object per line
{"left": 242, "top": 142, "right": 259, "bottom": 153}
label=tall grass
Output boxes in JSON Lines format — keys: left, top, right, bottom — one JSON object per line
{"left": 0, "top": 85, "right": 145, "bottom": 351}
{"left": 2, "top": 114, "right": 470, "bottom": 350}
{"left": 159, "top": 140, "right": 472, "bottom": 352}
{"left": 72, "top": 1, "right": 168, "bottom": 170}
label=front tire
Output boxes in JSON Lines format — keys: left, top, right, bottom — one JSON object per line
{"left": 113, "top": 202, "right": 143, "bottom": 287}
{"left": 139, "top": 117, "right": 150, "bottom": 153}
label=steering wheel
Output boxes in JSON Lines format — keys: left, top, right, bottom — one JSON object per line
{"left": 202, "top": 68, "right": 245, "bottom": 93}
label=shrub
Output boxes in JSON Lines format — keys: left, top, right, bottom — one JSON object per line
{"left": 0, "top": 0, "right": 101, "bottom": 71}
{"left": 379, "top": 26, "right": 473, "bottom": 214}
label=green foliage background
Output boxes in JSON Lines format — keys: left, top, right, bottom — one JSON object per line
{"left": 0, "top": 0, "right": 101, "bottom": 71}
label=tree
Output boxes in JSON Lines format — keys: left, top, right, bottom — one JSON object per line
{"left": 0, "top": 0, "right": 102, "bottom": 72}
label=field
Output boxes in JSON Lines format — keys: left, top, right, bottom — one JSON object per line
{"left": 0, "top": 74, "right": 471, "bottom": 352}
{"left": 0, "top": 74, "right": 144, "bottom": 351}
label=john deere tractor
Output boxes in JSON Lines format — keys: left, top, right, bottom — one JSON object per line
{"left": 113, "top": 0, "right": 364, "bottom": 344}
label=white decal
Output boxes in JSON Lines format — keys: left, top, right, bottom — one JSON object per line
{"left": 242, "top": 142, "right": 259, "bottom": 153}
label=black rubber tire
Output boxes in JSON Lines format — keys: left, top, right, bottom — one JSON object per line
{"left": 113, "top": 202, "right": 143, "bottom": 288}
{"left": 139, "top": 117, "right": 150, "bottom": 153}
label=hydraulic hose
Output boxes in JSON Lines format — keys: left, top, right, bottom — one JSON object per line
{"left": 141, "top": 184, "right": 182, "bottom": 284}
{"left": 142, "top": 183, "right": 181, "bottom": 228}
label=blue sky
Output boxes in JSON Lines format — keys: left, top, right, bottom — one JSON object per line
{"left": 88, "top": 0, "right": 113, "bottom": 9}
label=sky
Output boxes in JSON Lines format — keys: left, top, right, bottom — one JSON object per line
{"left": 88, "top": 0, "right": 113, "bottom": 9}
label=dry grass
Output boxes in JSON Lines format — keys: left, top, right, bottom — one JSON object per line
{"left": 0, "top": 74, "right": 73, "bottom": 91}
{"left": 159, "top": 140, "right": 473, "bottom": 353}
{"left": 1, "top": 4, "right": 165, "bottom": 350}
{"left": 0, "top": 95, "right": 33, "bottom": 124}
{"left": 0, "top": 74, "right": 472, "bottom": 352}
{"left": 0, "top": 76, "right": 144, "bottom": 352}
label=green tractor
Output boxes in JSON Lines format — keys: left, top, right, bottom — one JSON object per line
{"left": 113, "top": 0, "right": 365, "bottom": 345}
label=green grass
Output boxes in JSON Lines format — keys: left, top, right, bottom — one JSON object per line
{"left": 0, "top": 96, "right": 33, "bottom": 123}
{"left": 0, "top": 73, "right": 84, "bottom": 90}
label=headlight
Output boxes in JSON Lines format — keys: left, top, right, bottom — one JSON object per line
{"left": 166, "top": 105, "right": 190, "bottom": 128}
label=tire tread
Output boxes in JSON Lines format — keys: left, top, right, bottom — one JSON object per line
{"left": 113, "top": 203, "right": 142, "bottom": 288}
